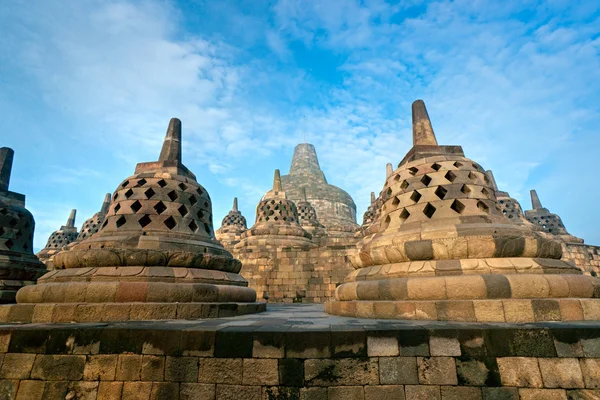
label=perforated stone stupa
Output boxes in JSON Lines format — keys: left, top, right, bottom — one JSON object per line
{"left": 4, "top": 118, "right": 264, "bottom": 322}
{"left": 0, "top": 148, "right": 45, "bottom": 303}
{"left": 215, "top": 197, "right": 247, "bottom": 249}
{"left": 77, "top": 193, "right": 111, "bottom": 241}
{"left": 36, "top": 209, "right": 78, "bottom": 265}
{"left": 525, "top": 189, "right": 583, "bottom": 243}
{"left": 326, "top": 100, "right": 600, "bottom": 322}
{"left": 281, "top": 143, "right": 358, "bottom": 235}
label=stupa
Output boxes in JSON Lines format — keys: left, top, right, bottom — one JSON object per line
{"left": 295, "top": 187, "right": 326, "bottom": 240}
{"left": 36, "top": 209, "right": 78, "bottom": 265}
{"left": 7, "top": 118, "right": 264, "bottom": 322}
{"left": 76, "top": 193, "right": 111, "bottom": 241}
{"left": 361, "top": 192, "right": 377, "bottom": 227}
{"left": 215, "top": 197, "right": 247, "bottom": 248}
{"left": 281, "top": 143, "right": 358, "bottom": 235}
{"left": 525, "top": 189, "right": 583, "bottom": 244}
{"left": 326, "top": 100, "right": 600, "bottom": 322}
{"left": 0, "top": 148, "right": 45, "bottom": 303}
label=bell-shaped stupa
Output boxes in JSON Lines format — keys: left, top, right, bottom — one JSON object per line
{"left": 0, "top": 148, "right": 45, "bottom": 303}
{"left": 9, "top": 119, "right": 264, "bottom": 322}
{"left": 215, "top": 197, "right": 248, "bottom": 248}
{"left": 361, "top": 192, "right": 377, "bottom": 227}
{"left": 326, "top": 100, "right": 600, "bottom": 322}
{"left": 525, "top": 190, "right": 583, "bottom": 244}
{"left": 36, "top": 209, "right": 78, "bottom": 265}
{"left": 296, "top": 187, "right": 326, "bottom": 240}
{"left": 76, "top": 193, "right": 111, "bottom": 241}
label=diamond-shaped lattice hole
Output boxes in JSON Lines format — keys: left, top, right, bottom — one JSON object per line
{"left": 461, "top": 185, "right": 471, "bottom": 195}
{"left": 408, "top": 167, "right": 419, "bottom": 176}
{"left": 400, "top": 180, "right": 409, "bottom": 190}
{"left": 393, "top": 174, "right": 401, "bottom": 181}
{"left": 0, "top": 209, "right": 6, "bottom": 216}
{"left": 167, "top": 191, "right": 178, "bottom": 201}
{"left": 179, "top": 183, "right": 188, "bottom": 191}
{"left": 431, "top": 163, "right": 442, "bottom": 171}
{"left": 196, "top": 188, "right": 204, "bottom": 196}
{"left": 154, "top": 201, "right": 167, "bottom": 215}
{"left": 386, "top": 188, "right": 393, "bottom": 198}
{"left": 189, "top": 196, "right": 197, "bottom": 206}
{"left": 435, "top": 186, "right": 448, "bottom": 200}
{"left": 204, "top": 223, "right": 211, "bottom": 234}
{"left": 399, "top": 208, "right": 410, "bottom": 221}
{"left": 477, "top": 200, "right": 490, "bottom": 214}
{"left": 8, "top": 219, "right": 17, "bottom": 228}
{"left": 178, "top": 204, "right": 188, "bottom": 217}
{"left": 116, "top": 216, "right": 127, "bottom": 228}
{"left": 392, "top": 197, "right": 400, "bottom": 206}
{"left": 410, "top": 191, "right": 422, "bottom": 203}
{"left": 445, "top": 171, "right": 457, "bottom": 183}
{"left": 450, "top": 200, "right": 465, "bottom": 214}
{"left": 113, "top": 193, "right": 119, "bottom": 201}
{"left": 164, "top": 216, "right": 177, "bottom": 230}
{"left": 157, "top": 179, "right": 167, "bottom": 188}
{"left": 0, "top": 227, "right": 4, "bottom": 236}
{"left": 124, "top": 189, "right": 134, "bottom": 199}
{"left": 138, "top": 215, "right": 151, "bottom": 228}
{"left": 421, "top": 175, "right": 432, "bottom": 186}
{"left": 481, "top": 188, "right": 490, "bottom": 198}
{"left": 4, "top": 239, "right": 14, "bottom": 249}
{"left": 144, "top": 188, "right": 156, "bottom": 199}
{"left": 136, "top": 179, "right": 147, "bottom": 187}
{"left": 468, "top": 171, "right": 477, "bottom": 181}
{"left": 423, "top": 203, "right": 436, "bottom": 219}
{"left": 121, "top": 181, "right": 129, "bottom": 188}
{"left": 188, "top": 220, "right": 198, "bottom": 232}
{"left": 197, "top": 210, "right": 204, "bottom": 219}
{"left": 130, "top": 200, "right": 142, "bottom": 213}
{"left": 472, "top": 163, "right": 481, "bottom": 171}
{"left": 102, "top": 219, "right": 109, "bottom": 228}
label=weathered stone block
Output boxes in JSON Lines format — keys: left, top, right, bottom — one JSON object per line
{"left": 31, "top": 355, "right": 85, "bottom": 381}
{"left": 364, "top": 385, "right": 405, "bottom": 400}
{"left": 405, "top": 385, "right": 441, "bottom": 400}
{"left": 497, "top": 357, "right": 542, "bottom": 388}
{"left": 417, "top": 357, "right": 457, "bottom": 385}
{"left": 0, "top": 353, "right": 36, "bottom": 379}
{"left": 304, "top": 358, "right": 378, "bottom": 386}
{"left": 327, "top": 386, "right": 365, "bottom": 400}
{"left": 116, "top": 354, "right": 142, "bottom": 381}
{"left": 165, "top": 356, "right": 198, "bottom": 383}
{"left": 180, "top": 383, "right": 215, "bottom": 400}
{"left": 379, "top": 357, "right": 418, "bottom": 384}
{"left": 198, "top": 358, "right": 242, "bottom": 384}
{"left": 83, "top": 355, "right": 117, "bottom": 381}
{"left": 538, "top": 358, "right": 584, "bottom": 388}
{"left": 243, "top": 358, "right": 278, "bottom": 385}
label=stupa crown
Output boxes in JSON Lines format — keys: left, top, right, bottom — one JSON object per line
{"left": 288, "top": 143, "right": 326, "bottom": 183}
{"left": 0, "top": 148, "right": 25, "bottom": 206}
{"left": 41, "top": 209, "right": 78, "bottom": 250}
{"left": 77, "top": 193, "right": 112, "bottom": 241}
{"left": 530, "top": 189, "right": 544, "bottom": 210}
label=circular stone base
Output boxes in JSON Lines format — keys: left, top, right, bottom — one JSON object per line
{"left": 0, "top": 302, "right": 266, "bottom": 323}
{"left": 325, "top": 298, "right": 600, "bottom": 322}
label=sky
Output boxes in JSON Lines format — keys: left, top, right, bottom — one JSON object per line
{"left": 1, "top": 0, "right": 599, "bottom": 252}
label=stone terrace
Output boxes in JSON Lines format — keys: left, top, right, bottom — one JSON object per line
{"left": 0, "top": 304, "right": 599, "bottom": 399}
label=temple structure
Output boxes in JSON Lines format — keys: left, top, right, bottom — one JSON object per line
{"left": 326, "top": 100, "right": 600, "bottom": 322}
{"left": 35, "top": 209, "right": 78, "bottom": 266}
{"left": 76, "top": 193, "right": 111, "bottom": 241}
{"left": 281, "top": 143, "right": 358, "bottom": 235}
{"left": 214, "top": 197, "right": 247, "bottom": 249}
{"left": 0, "top": 148, "right": 45, "bottom": 302}
{"left": 2, "top": 118, "right": 264, "bottom": 322}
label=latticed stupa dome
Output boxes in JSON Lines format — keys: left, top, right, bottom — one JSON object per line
{"left": 218, "top": 197, "right": 247, "bottom": 233}
{"left": 0, "top": 147, "right": 45, "bottom": 302}
{"left": 77, "top": 193, "right": 111, "bottom": 241}
{"left": 15, "top": 119, "right": 262, "bottom": 319}
{"left": 326, "top": 100, "right": 600, "bottom": 322}
{"left": 42, "top": 210, "right": 78, "bottom": 250}
{"left": 296, "top": 188, "right": 323, "bottom": 228}
{"left": 524, "top": 190, "right": 583, "bottom": 244}
{"left": 361, "top": 192, "right": 377, "bottom": 226}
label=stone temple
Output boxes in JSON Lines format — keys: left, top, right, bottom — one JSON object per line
{"left": 36, "top": 209, "right": 78, "bottom": 266}
{"left": 1, "top": 104, "right": 600, "bottom": 399}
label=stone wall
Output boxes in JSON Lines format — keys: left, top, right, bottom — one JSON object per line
{"left": 0, "top": 322, "right": 599, "bottom": 399}
{"left": 563, "top": 242, "right": 600, "bottom": 277}
{"left": 233, "top": 236, "right": 356, "bottom": 303}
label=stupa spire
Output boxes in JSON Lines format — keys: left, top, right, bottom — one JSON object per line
{"left": 233, "top": 197, "right": 239, "bottom": 212}
{"left": 0, "top": 147, "right": 14, "bottom": 192}
{"left": 530, "top": 190, "right": 543, "bottom": 210}
{"left": 386, "top": 163, "right": 393, "bottom": 178}
{"left": 289, "top": 143, "right": 326, "bottom": 183}
{"left": 412, "top": 100, "right": 438, "bottom": 146}
{"left": 66, "top": 209, "right": 77, "bottom": 228}
{"left": 158, "top": 118, "right": 182, "bottom": 163}
{"left": 273, "top": 169, "right": 282, "bottom": 192}
{"left": 370, "top": 192, "right": 376, "bottom": 204}
{"left": 100, "top": 193, "right": 111, "bottom": 214}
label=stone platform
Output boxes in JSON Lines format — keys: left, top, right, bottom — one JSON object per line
{"left": 0, "top": 304, "right": 599, "bottom": 399}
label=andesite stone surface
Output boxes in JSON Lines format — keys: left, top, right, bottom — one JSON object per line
{"left": 2, "top": 118, "right": 264, "bottom": 322}
{"left": 0, "top": 148, "right": 45, "bottom": 303}
{"left": 326, "top": 100, "right": 600, "bottom": 322}
{"left": 36, "top": 209, "right": 78, "bottom": 267}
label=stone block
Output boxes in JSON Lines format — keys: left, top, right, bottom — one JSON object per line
{"left": 31, "top": 355, "right": 85, "bottom": 381}
{"left": 518, "top": 388, "right": 567, "bottom": 400}
{"left": 262, "top": 386, "right": 301, "bottom": 400}
{"left": 367, "top": 334, "right": 399, "bottom": 356}
{"left": 405, "top": 385, "right": 441, "bottom": 400}
{"left": 198, "top": 358, "right": 242, "bottom": 384}
{"left": 300, "top": 387, "right": 327, "bottom": 400}
{"left": 481, "top": 387, "right": 518, "bottom": 400}
{"left": 216, "top": 384, "right": 261, "bottom": 400}
{"left": 181, "top": 331, "right": 215, "bottom": 357}
{"left": 417, "top": 356, "right": 457, "bottom": 385}
{"left": 15, "top": 380, "right": 45, "bottom": 400}
{"left": 456, "top": 357, "right": 494, "bottom": 386}
{"left": 165, "top": 356, "right": 198, "bottom": 382}
{"left": 97, "top": 382, "right": 123, "bottom": 400}
{"left": 150, "top": 382, "right": 179, "bottom": 400}
{"left": 503, "top": 300, "right": 535, "bottom": 322}
{"left": 440, "top": 386, "right": 482, "bottom": 400}
{"left": 429, "top": 332, "right": 461, "bottom": 356}
{"left": 379, "top": 357, "right": 418, "bottom": 384}
{"left": 565, "top": 389, "right": 600, "bottom": 400}
{"left": 180, "top": 383, "right": 215, "bottom": 400}
{"left": 42, "top": 382, "right": 70, "bottom": 399}
{"left": 331, "top": 329, "right": 366, "bottom": 357}
{"left": 64, "top": 382, "right": 99, "bottom": 400}
{"left": 121, "top": 382, "right": 153, "bottom": 400}
{"left": 305, "top": 358, "right": 378, "bottom": 386}
{"left": 579, "top": 358, "right": 600, "bottom": 388}
{"left": 253, "top": 331, "right": 285, "bottom": 358}
{"left": 0, "top": 353, "right": 36, "bottom": 379}
{"left": 83, "top": 355, "right": 117, "bottom": 381}
{"left": 279, "top": 358, "right": 304, "bottom": 387}
{"left": 243, "top": 358, "right": 279, "bottom": 385}
{"left": 286, "top": 330, "right": 331, "bottom": 358}
{"left": 538, "top": 358, "right": 584, "bottom": 388}
{"left": 116, "top": 354, "right": 142, "bottom": 381}
{"left": 141, "top": 355, "right": 165, "bottom": 381}
{"left": 474, "top": 300, "right": 505, "bottom": 322}
{"left": 497, "top": 357, "right": 542, "bottom": 387}
{"left": 327, "top": 386, "right": 365, "bottom": 400}
{"left": 364, "top": 385, "right": 405, "bottom": 400}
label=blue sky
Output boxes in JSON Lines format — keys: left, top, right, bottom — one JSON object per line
{"left": 1, "top": 0, "right": 599, "bottom": 251}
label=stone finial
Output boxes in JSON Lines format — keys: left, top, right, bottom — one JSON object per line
{"left": 158, "top": 118, "right": 182, "bottom": 163}
{"left": 301, "top": 187, "right": 308, "bottom": 201}
{"left": 233, "top": 197, "right": 238, "bottom": 212}
{"left": 370, "top": 192, "right": 376, "bottom": 205}
{"left": 0, "top": 147, "right": 14, "bottom": 192}
{"left": 530, "top": 190, "right": 543, "bottom": 210}
{"left": 486, "top": 170, "right": 499, "bottom": 192}
{"left": 412, "top": 100, "right": 438, "bottom": 146}
{"left": 273, "top": 169, "right": 282, "bottom": 192}
{"left": 100, "top": 193, "right": 111, "bottom": 214}
{"left": 386, "top": 163, "right": 393, "bottom": 178}
{"left": 289, "top": 143, "right": 326, "bottom": 183}
{"left": 66, "top": 209, "right": 77, "bottom": 228}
